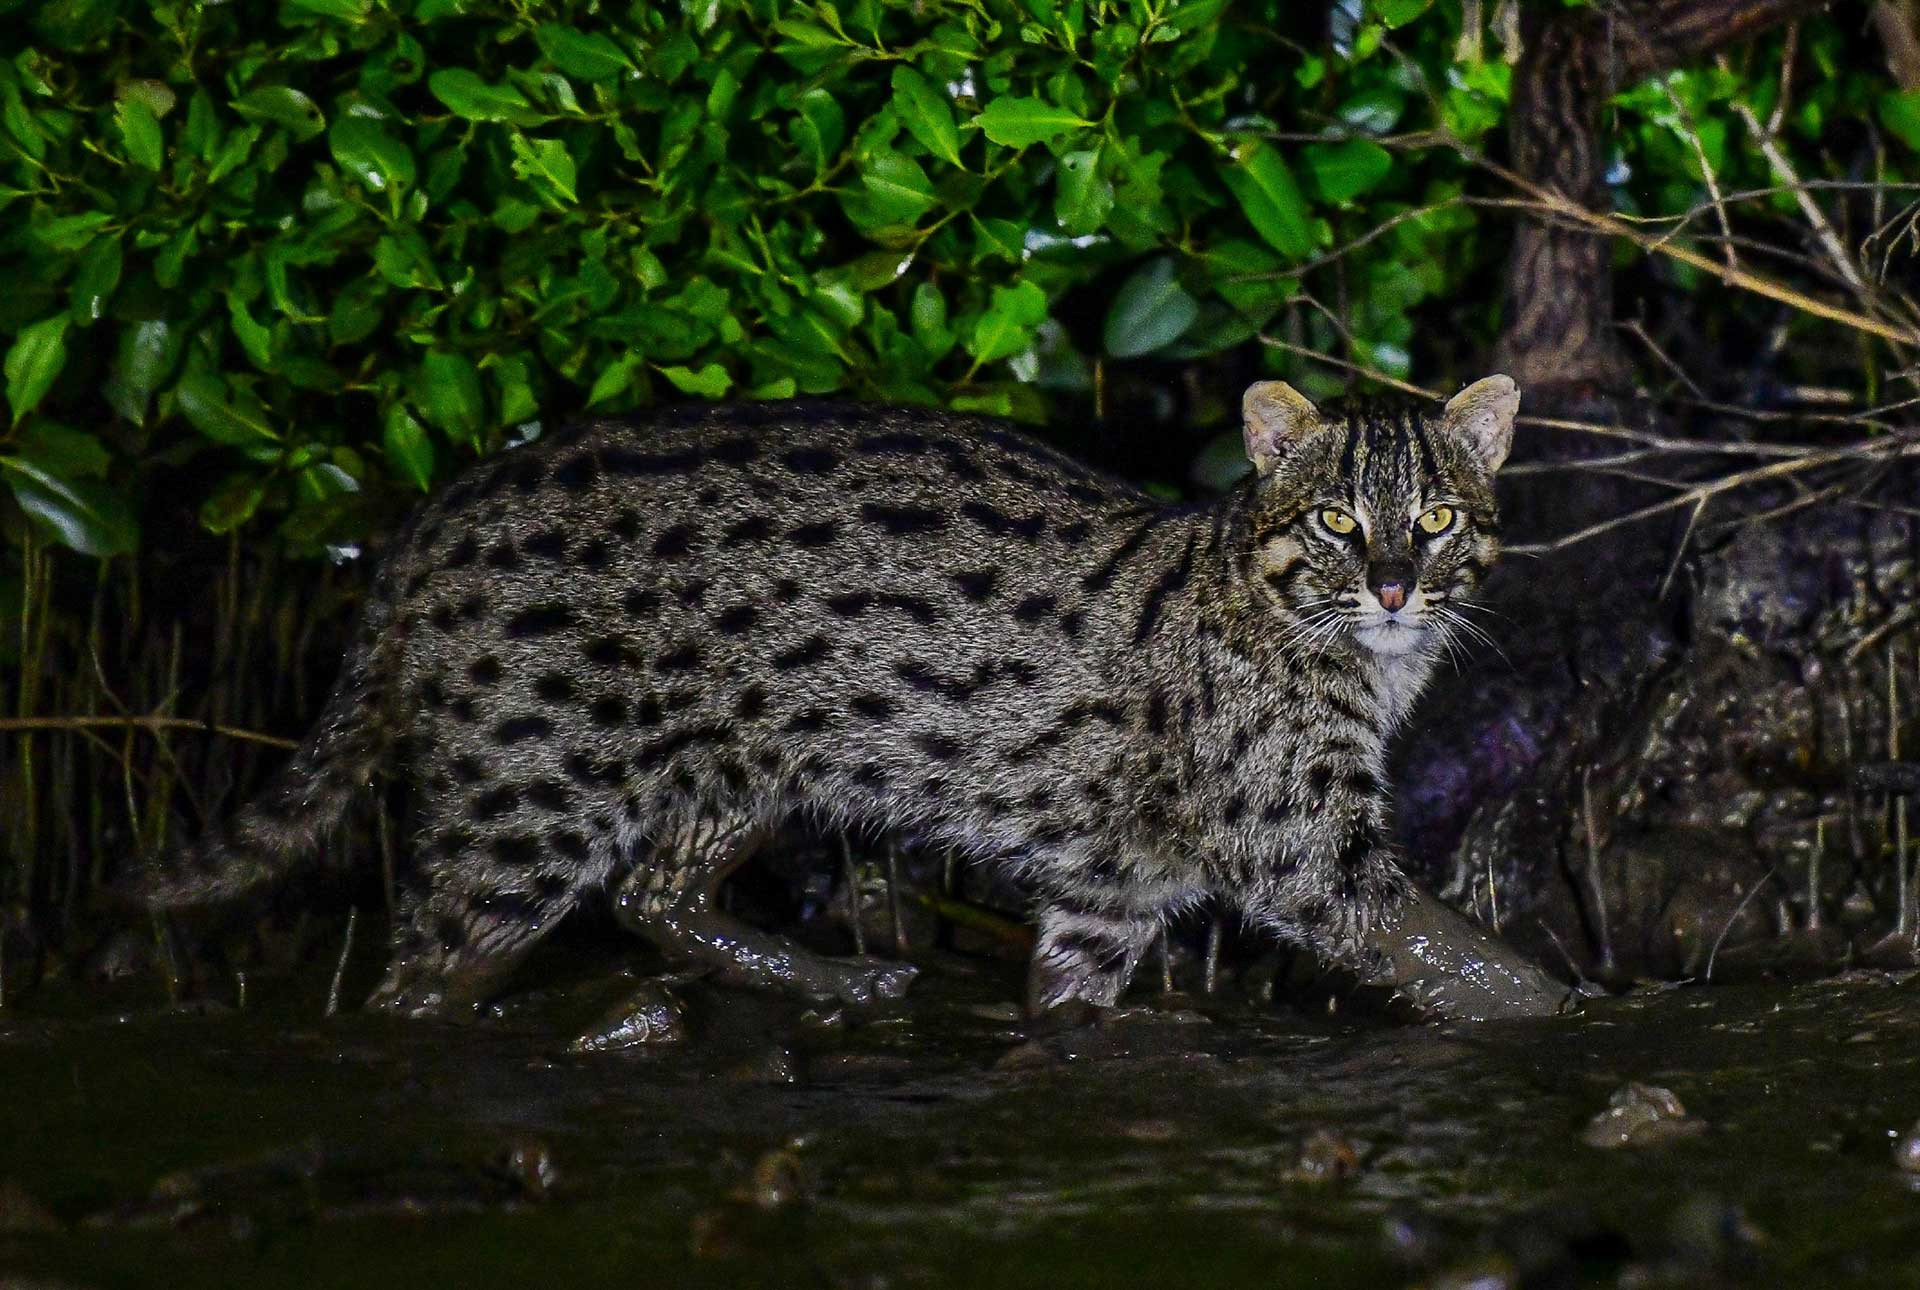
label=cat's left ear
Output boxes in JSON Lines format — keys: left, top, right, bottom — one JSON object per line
{"left": 1242, "top": 381, "right": 1321, "bottom": 477}
{"left": 1441, "top": 374, "right": 1520, "bottom": 473}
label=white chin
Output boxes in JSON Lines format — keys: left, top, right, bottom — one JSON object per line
{"left": 1356, "top": 622, "right": 1425, "bottom": 656}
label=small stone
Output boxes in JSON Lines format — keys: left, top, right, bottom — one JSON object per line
{"left": 494, "top": 1137, "right": 558, "bottom": 1199}
{"left": 745, "top": 1150, "right": 807, "bottom": 1210}
{"left": 724, "top": 1045, "right": 801, "bottom": 1085}
{"left": 1288, "top": 1128, "right": 1361, "bottom": 1183}
{"left": 1582, "top": 1082, "right": 1707, "bottom": 1149}
{"left": 992, "top": 1039, "right": 1056, "bottom": 1072}
{"left": 1895, "top": 1120, "right": 1920, "bottom": 1174}
{"left": 569, "top": 979, "right": 687, "bottom": 1052}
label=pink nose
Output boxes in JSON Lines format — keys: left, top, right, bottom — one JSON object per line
{"left": 1377, "top": 583, "right": 1407, "bottom": 612}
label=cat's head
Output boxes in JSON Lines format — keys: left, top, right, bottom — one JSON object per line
{"left": 1238, "top": 376, "right": 1518, "bottom": 658}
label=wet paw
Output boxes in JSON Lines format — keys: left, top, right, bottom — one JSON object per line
{"left": 364, "top": 979, "right": 453, "bottom": 1019}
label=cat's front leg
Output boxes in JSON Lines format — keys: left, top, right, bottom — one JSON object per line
{"left": 1254, "top": 843, "right": 1568, "bottom": 1020}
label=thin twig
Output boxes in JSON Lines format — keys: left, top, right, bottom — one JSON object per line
{"left": 1255, "top": 335, "right": 1438, "bottom": 398}
{"left": 325, "top": 906, "right": 358, "bottom": 1018}
{"left": 0, "top": 714, "right": 298, "bottom": 750}
{"left": 1507, "top": 432, "right": 1920, "bottom": 556}
{"left": 1704, "top": 869, "right": 1777, "bottom": 982}
{"left": 1462, "top": 157, "right": 1920, "bottom": 348}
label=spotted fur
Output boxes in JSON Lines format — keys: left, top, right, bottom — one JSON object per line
{"left": 136, "top": 379, "right": 1519, "bottom": 1017}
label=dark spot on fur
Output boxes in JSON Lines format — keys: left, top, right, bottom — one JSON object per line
{"left": 523, "top": 530, "right": 568, "bottom": 561}
{"left": 715, "top": 604, "right": 757, "bottom": 635}
{"left": 851, "top": 693, "right": 895, "bottom": 721}
{"left": 495, "top": 715, "right": 554, "bottom": 744}
{"left": 781, "top": 446, "right": 840, "bottom": 475}
{"left": 655, "top": 642, "right": 702, "bottom": 672}
{"left": 1013, "top": 593, "right": 1055, "bottom": 624}
{"left": 471, "top": 784, "right": 521, "bottom": 822}
{"left": 951, "top": 569, "right": 999, "bottom": 601}
{"left": 773, "top": 635, "right": 831, "bottom": 670}
{"left": 652, "top": 523, "right": 700, "bottom": 559}
{"left": 788, "top": 521, "right": 837, "bottom": 548}
{"left": 723, "top": 514, "right": 773, "bottom": 546}
{"left": 861, "top": 502, "right": 948, "bottom": 536}
{"left": 506, "top": 604, "right": 575, "bottom": 638}
{"left": 553, "top": 453, "right": 600, "bottom": 490}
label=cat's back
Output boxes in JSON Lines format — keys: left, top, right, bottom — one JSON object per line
{"left": 380, "top": 402, "right": 1175, "bottom": 728}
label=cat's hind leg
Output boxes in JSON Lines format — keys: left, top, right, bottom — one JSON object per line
{"left": 614, "top": 814, "right": 916, "bottom": 1006}
{"left": 1026, "top": 902, "right": 1161, "bottom": 1019}
{"left": 367, "top": 867, "right": 574, "bottom": 1018}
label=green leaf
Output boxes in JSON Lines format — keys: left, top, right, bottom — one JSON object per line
{"left": 1370, "top": 0, "right": 1432, "bottom": 26}
{"left": 891, "top": 67, "right": 962, "bottom": 167}
{"left": 1220, "top": 140, "right": 1316, "bottom": 259}
{"left": 69, "top": 236, "right": 124, "bottom": 324}
{"left": 34, "top": 212, "right": 113, "bottom": 254}
{"left": 225, "top": 292, "right": 276, "bottom": 371}
{"left": 18, "top": 422, "right": 111, "bottom": 479}
{"left": 429, "top": 68, "right": 541, "bottom": 124}
{"left": 383, "top": 404, "right": 435, "bottom": 491}
{"left": 414, "top": 350, "right": 487, "bottom": 442}
{"left": 1881, "top": 90, "right": 1920, "bottom": 152}
{"left": 198, "top": 472, "right": 269, "bottom": 535}
{"left": 288, "top": 0, "right": 371, "bottom": 19}
{"left": 660, "top": 362, "right": 732, "bottom": 398}
{"left": 1302, "top": 139, "right": 1393, "bottom": 203}
{"left": 115, "top": 95, "right": 164, "bottom": 170}
{"left": 977, "top": 95, "right": 1093, "bottom": 148}
{"left": 509, "top": 133, "right": 577, "bottom": 206}
{"left": 231, "top": 86, "right": 326, "bottom": 141}
{"left": 5, "top": 315, "right": 70, "bottom": 427}
{"left": 967, "top": 281, "right": 1048, "bottom": 364}
{"left": 910, "top": 281, "right": 954, "bottom": 358}
{"left": 372, "top": 231, "right": 443, "bottom": 290}
{"left": 859, "top": 150, "right": 935, "bottom": 225}
{"left": 328, "top": 118, "right": 416, "bottom": 195}
{"left": 535, "top": 24, "right": 634, "bottom": 80}
{"left": 174, "top": 372, "right": 280, "bottom": 446}
{"left": 971, "top": 215, "right": 1024, "bottom": 263}
{"left": 1054, "top": 147, "right": 1112, "bottom": 235}
{"left": 1104, "top": 257, "right": 1200, "bottom": 358}
{"left": 789, "top": 89, "right": 845, "bottom": 175}
{"left": 0, "top": 457, "right": 137, "bottom": 557}
{"left": 107, "top": 320, "right": 176, "bottom": 425}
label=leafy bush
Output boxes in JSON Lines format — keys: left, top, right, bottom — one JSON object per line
{"left": 0, "top": 0, "right": 1902, "bottom": 564}
{"left": 0, "top": 0, "right": 1521, "bottom": 558}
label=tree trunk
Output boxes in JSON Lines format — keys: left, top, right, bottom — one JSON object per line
{"left": 1495, "top": 0, "right": 1836, "bottom": 393}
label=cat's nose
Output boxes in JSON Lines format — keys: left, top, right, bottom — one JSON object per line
{"left": 1376, "top": 582, "right": 1407, "bottom": 612}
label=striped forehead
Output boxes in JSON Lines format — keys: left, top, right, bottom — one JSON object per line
{"left": 1330, "top": 405, "right": 1437, "bottom": 503}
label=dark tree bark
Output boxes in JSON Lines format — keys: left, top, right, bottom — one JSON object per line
{"left": 1495, "top": 0, "right": 1836, "bottom": 392}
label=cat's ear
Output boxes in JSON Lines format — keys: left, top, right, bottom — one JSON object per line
{"left": 1441, "top": 374, "right": 1520, "bottom": 473}
{"left": 1242, "top": 381, "right": 1321, "bottom": 477}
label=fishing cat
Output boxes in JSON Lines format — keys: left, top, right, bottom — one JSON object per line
{"left": 136, "top": 377, "right": 1522, "bottom": 1019}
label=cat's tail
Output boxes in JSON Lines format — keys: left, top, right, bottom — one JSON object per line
{"left": 124, "top": 583, "right": 407, "bottom": 910}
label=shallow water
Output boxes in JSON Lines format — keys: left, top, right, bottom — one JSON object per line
{"left": 3, "top": 954, "right": 1918, "bottom": 1289}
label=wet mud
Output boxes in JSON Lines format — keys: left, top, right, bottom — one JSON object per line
{"left": 2, "top": 958, "right": 1918, "bottom": 1289}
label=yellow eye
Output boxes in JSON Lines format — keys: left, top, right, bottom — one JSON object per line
{"left": 1418, "top": 505, "right": 1455, "bottom": 535}
{"left": 1319, "top": 508, "right": 1358, "bottom": 536}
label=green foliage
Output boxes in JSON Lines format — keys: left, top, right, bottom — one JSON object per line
{"left": 0, "top": 0, "right": 1886, "bottom": 562}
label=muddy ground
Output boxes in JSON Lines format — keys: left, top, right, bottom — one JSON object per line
{"left": 1, "top": 948, "right": 1917, "bottom": 1290}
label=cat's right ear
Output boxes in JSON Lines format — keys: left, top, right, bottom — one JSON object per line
{"left": 1242, "top": 381, "right": 1320, "bottom": 477}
